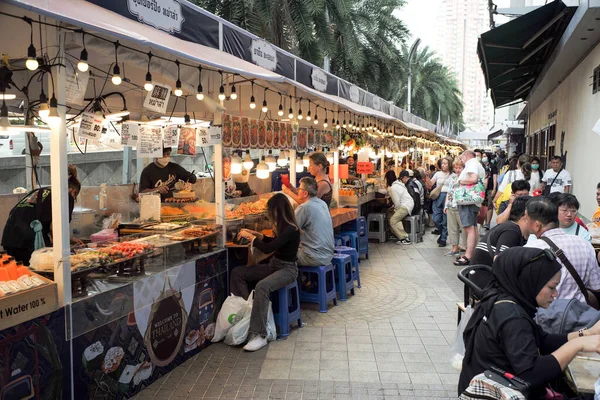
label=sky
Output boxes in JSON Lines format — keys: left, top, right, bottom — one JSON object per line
{"left": 393, "top": 0, "right": 443, "bottom": 53}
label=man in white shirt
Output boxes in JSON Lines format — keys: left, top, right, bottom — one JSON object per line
{"left": 541, "top": 156, "right": 572, "bottom": 194}
{"left": 524, "top": 198, "right": 600, "bottom": 302}
{"left": 390, "top": 170, "right": 415, "bottom": 245}
{"left": 454, "top": 150, "right": 486, "bottom": 266}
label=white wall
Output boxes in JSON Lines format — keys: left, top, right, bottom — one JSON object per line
{"left": 529, "top": 42, "right": 600, "bottom": 218}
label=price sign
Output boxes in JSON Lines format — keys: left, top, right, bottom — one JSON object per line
{"left": 162, "top": 125, "right": 179, "bottom": 147}
{"left": 356, "top": 162, "right": 374, "bottom": 174}
{"left": 197, "top": 128, "right": 209, "bottom": 147}
{"left": 208, "top": 126, "right": 222, "bottom": 145}
{"left": 143, "top": 83, "right": 172, "bottom": 114}
{"left": 77, "top": 112, "right": 104, "bottom": 140}
{"left": 121, "top": 122, "right": 139, "bottom": 146}
{"left": 138, "top": 125, "right": 163, "bottom": 157}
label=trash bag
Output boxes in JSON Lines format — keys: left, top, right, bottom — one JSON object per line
{"left": 212, "top": 294, "right": 249, "bottom": 342}
{"left": 224, "top": 292, "right": 254, "bottom": 346}
{"left": 450, "top": 305, "right": 473, "bottom": 371}
{"left": 266, "top": 302, "right": 277, "bottom": 342}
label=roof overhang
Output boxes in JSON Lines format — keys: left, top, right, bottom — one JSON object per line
{"left": 487, "top": 129, "right": 505, "bottom": 140}
{"left": 478, "top": 1, "right": 576, "bottom": 108}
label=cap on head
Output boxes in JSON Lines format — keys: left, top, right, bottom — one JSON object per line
{"left": 399, "top": 170, "right": 410, "bottom": 179}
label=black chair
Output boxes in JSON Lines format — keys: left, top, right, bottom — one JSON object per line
{"left": 456, "top": 265, "right": 493, "bottom": 323}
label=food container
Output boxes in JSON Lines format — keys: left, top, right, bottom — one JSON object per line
{"left": 226, "top": 218, "right": 243, "bottom": 242}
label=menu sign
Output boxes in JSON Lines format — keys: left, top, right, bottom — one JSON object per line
{"left": 144, "top": 83, "right": 172, "bottom": 113}
{"left": 121, "top": 122, "right": 139, "bottom": 146}
{"left": 357, "top": 162, "right": 374, "bottom": 174}
{"left": 162, "top": 125, "right": 179, "bottom": 147}
{"left": 77, "top": 112, "right": 104, "bottom": 141}
{"left": 138, "top": 125, "right": 163, "bottom": 157}
{"left": 250, "top": 39, "right": 277, "bottom": 71}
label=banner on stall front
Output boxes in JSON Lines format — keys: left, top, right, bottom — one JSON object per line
{"left": 219, "top": 114, "right": 297, "bottom": 149}
{"left": 138, "top": 125, "right": 163, "bottom": 157}
{"left": 143, "top": 83, "right": 172, "bottom": 114}
{"left": 178, "top": 127, "right": 197, "bottom": 155}
{"left": 162, "top": 125, "right": 179, "bottom": 148}
{"left": 78, "top": 112, "right": 104, "bottom": 141}
{"left": 121, "top": 122, "right": 139, "bottom": 147}
{"left": 250, "top": 39, "right": 277, "bottom": 71}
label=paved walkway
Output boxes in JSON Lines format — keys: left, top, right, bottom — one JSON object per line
{"left": 134, "top": 228, "right": 465, "bottom": 399}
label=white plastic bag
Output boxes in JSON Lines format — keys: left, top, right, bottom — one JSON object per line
{"left": 224, "top": 292, "right": 254, "bottom": 346}
{"left": 266, "top": 301, "right": 277, "bottom": 342}
{"left": 450, "top": 305, "right": 473, "bottom": 371}
{"left": 212, "top": 294, "right": 248, "bottom": 342}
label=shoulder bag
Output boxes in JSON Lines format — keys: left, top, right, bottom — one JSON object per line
{"left": 454, "top": 179, "right": 486, "bottom": 206}
{"left": 542, "top": 168, "right": 562, "bottom": 196}
{"left": 540, "top": 236, "right": 600, "bottom": 310}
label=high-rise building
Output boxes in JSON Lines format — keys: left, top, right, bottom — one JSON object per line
{"left": 436, "top": 0, "right": 492, "bottom": 131}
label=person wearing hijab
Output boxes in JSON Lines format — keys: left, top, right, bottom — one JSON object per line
{"left": 459, "top": 246, "right": 600, "bottom": 397}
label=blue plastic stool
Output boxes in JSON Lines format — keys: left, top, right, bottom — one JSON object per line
{"left": 270, "top": 281, "right": 302, "bottom": 338}
{"left": 334, "top": 234, "right": 351, "bottom": 248}
{"left": 335, "top": 246, "right": 361, "bottom": 288}
{"left": 341, "top": 217, "right": 367, "bottom": 236}
{"left": 357, "top": 235, "right": 369, "bottom": 259}
{"left": 332, "top": 254, "right": 355, "bottom": 301}
{"left": 298, "top": 264, "right": 338, "bottom": 313}
{"left": 340, "top": 231, "right": 359, "bottom": 250}
{"left": 334, "top": 237, "right": 343, "bottom": 247}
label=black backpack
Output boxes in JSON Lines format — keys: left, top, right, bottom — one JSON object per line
{"left": 406, "top": 180, "right": 422, "bottom": 216}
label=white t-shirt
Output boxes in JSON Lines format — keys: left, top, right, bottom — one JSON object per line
{"left": 497, "top": 169, "right": 522, "bottom": 193}
{"left": 432, "top": 171, "right": 451, "bottom": 193}
{"left": 542, "top": 169, "right": 572, "bottom": 193}
{"left": 459, "top": 158, "right": 485, "bottom": 182}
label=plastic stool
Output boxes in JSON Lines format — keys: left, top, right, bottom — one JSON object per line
{"left": 334, "top": 237, "right": 343, "bottom": 247}
{"left": 332, "top": 254, "right": 354, "bottom": 301}
{"left": 420, "top": 210, "right": 427, "bottom": 236}
{"left": 403, "top": 214, "right": 422, "bottom": 243}
{"left": 334, "top": 234, "right": 351, "bottom": 248}
{"left": 270, "top": 281, "right": 302, "bottom": 338}
{"left": 357, "top": 235, "right": 369, "bottom": 259}
{"left": 340, "top": 231, "right": 359, "bottom": 251}
{"left": 341, "top": 217, "right": 367, "bottom": 237}
{"left": 367, "top": 213, "right": 387, "bottom": 243}
{"left": 335, "top": 246, "right": 361, "bottom": 288}
{"left": 298, "top": 264, "right": 338, "bottom": 313}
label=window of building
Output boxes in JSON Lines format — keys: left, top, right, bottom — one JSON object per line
{"left": 593, "top": 65, "right": 600, "bottom": 94}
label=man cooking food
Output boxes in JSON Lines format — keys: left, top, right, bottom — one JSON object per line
{"left": 139, "top": 147, "right": 197, "bottom": 200}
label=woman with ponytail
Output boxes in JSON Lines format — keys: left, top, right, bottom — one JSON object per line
{"left": 283, "top": 152, "right": 333, "bottom": 207}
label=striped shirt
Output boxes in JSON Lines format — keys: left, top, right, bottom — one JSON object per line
{"left": 470, "top": 222, "right": 524, "bottom": 266}
{"left": 525, "top": 228, "right": 600, "bottom": 302}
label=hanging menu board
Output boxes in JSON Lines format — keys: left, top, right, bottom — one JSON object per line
{"left": 162, "top": 125, "right": 179, "bottom": 148}
{"left": 138, "top": 125, "right": 163, "bottom": 157}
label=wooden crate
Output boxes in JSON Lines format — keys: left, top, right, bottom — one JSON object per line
{"left": 0, "top": 274, "right": 58, "bottom": 331}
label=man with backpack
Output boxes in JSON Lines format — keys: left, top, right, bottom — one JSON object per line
{"left": 404, "top": 170, "right": 423, "bottom": 216}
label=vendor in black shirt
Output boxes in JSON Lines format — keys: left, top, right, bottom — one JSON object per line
{"left": 459, "top": 246, "right": 600, "bottom": 398}
{"left": 139, "top": 147, "right": 197, "bottom": 200}
{"left": 470, "top": 196, "right": 531, "bottom": 267}
{"left": 229, "top": 194, "right": 300, "bottom": 352}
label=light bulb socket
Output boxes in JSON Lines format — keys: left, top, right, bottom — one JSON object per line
{"left": 145, "top": 72, "right": 152, "bottom": 83}
{"left": 219, "top": 85, "right": 225, "bottom": 94}
{"left": 80, "top": 48, "right": 88, "bottom": 62}
{"left": 176, "top": 79, "right": 182, "bottom": 90}
{"left": 184, "top": 114, "right": 191, "bottom": 124}
{"left": 113, "top": 64, "right": 120, "bottom": 76}
{"left": 27, "top": 43, "right": 36, "bottom": 58}
{"left": 49, "top": 95, "right": 58, "bottom": 109}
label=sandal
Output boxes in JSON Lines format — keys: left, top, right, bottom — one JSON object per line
{"left": 454, "top": 255, "right": 470, "bottom": 266}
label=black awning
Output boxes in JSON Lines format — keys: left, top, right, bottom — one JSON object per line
{"left": 478, "top": 1, "right": 575, "bottom": 108}
{"left": 488, "top": 129, "right": 504, "bottom": 140}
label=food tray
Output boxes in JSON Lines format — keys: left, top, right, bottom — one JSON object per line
{"left": 31, "top": 265, "right": 102, "bottom": 298}
{"left": 143, "top": 222, "right": 190, "bottom": 231}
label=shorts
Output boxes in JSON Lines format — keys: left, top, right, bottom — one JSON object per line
{"left": 458, "top": 204, "right": 480, "bottom": 228}
{"left": 485, "top": 190, "right": 495, "bottom": 208}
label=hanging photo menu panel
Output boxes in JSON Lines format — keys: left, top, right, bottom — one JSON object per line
{"left": 177, "top": 127, "right": 197, "bottom": 155}
{"left": 308, "top": 128, "right": 314, "bottom": 148}
{"left": 250, "top": 119, "right": 258, "bottom": 148}
{"left": 287, "top": 124, "right": 293, "bottom": 148}
{"left": 297, "top": 128, "right": 307, "bottom": 152}
{"left": 314, "top": 130, "right": 321, "bottom": 147}
{"left": 222, "top": 114, "right": 232, "bottom": 146}
{"left": 325, "top": 131, "right": 333, "bottom": 147}
{"left": 258, "top": 120, "right": 266, "bottom": 148}
{"left": 266, "top": 121, "right": 273, "bottom": 147}
{"left": 279, "top": 121, "right": 287, "bottom": 147}
{"left": 272, "top": 122, "right": 280, "bottom": 148}
{"left": 232, "top": 117, "right": 241, "bottom": 147}
{"left": 241, "top": 117, "right": 250, "bottom": 147}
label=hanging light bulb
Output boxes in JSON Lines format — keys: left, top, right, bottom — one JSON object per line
{"left": 295, "top": 157, "right": 304, "bottom": 173}
{"left": 243, "top": 152, "right": 254, "bottom": 170}
{"left": 231, "top": 154, "right": 243, "bottom": 175}
{"left": 265, "top": 150, "right": 277, "bottom": 172}
{"left": 144, "top": 72, "right": 154, "bottom": 92}
{"left": 25, "top": 21, "right": 38, "bottom": 71}
{"left": 77, "top": 49, "right": 89, "bottom": 73}
{"left": 173, "top": 61, "right": 183, "bottom": 96}
{"left": 306, "top": 100, "right": 312, "bottom": 121}
{"left": 111, "top": 64, "right": 122, "bottom": 85}
{"left": 336, "top": 119, "right": 340, "bottom": 130}
{"left": 256, "top": 157, "right": 270, "bottom": 179}
{"left": 323, "top": 110, "right": 328, "bottom": 128}
{"left": 217, "top": 71, "right": 225, "bottom": 100}
{"left": 303, "top": 153, "right": 310, "bottom": 167}
{"left": 297, "top": 99, "right": 303, "bottom": 120}
{"left": 277, "top": 150, "right": 288, "bottom": 167}
{"left": 261, "top": 88, "right": 268, "bottom": 112}
{"left": 38, "top": 91, "right": 49, "bottom": 120}
{"left": 342, "top": 111, "right": 347, "bottom": 128}
{"left": 46, "top": 94, "right": 61, "bottom": 127}
{"left": 230, "top": 84, "right": 237, "bottom": 100}
{"left": 277, "top": 94, "right": 284, "bottom": 117}
{"left": 313, "top": 111, "right": 319, "bottom": 125}
{"left": 250, "top": 81, "right": 256, "bottom": 109}
{"left": 196, "top": 67, "right": 204, "bottom": 100}
{"left": 288, "top": 95, "right": 294, "bottom": 119}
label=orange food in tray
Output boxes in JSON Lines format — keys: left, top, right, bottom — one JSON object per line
{"left": 161, "top": 206, "right": 185, "bottom": 216}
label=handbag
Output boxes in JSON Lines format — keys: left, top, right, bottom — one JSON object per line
{"left": 540, "top": 237, "right": 600, "bottom": 310}
{"left": 455, "top": 179, "right": 486, "bottom": 206}
{"left": 542, "top": 168, "right": 562, "bottom": 196}
{"left": 460, "top": 366, "right": 530, "bottom": 399}
{"left": 429, "top": 185, "right": 443, "bottom": 200}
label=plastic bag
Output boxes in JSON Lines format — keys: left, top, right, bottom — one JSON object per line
{"left": 266, "top": 302, "right": 277, "bottom": 342}
{"left": 29, "top": 247, "right": 53, "bottom": 271}
{"left": 212, "top": 294, "right": 249, "bottom": 342}
{"left": 224, "top": 292, "right": 254, "bottom": 346}
{"left": 450, "top": 305, "right": 473, "bottom": 371}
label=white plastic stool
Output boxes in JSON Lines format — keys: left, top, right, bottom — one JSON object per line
{"left": 367, "top": 213, "right": 387, "bottom": 243}
{"left": 403, "top": 214, "right": 423, "bottom": 243}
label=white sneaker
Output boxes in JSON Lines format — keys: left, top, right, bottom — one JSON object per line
{"left": 243, "top": 335, "right": 268, "bottom": 352}
{"left": 395, "top": 238, "right": 411, "bottom": 245}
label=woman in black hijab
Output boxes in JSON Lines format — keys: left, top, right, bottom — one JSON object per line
{"left": 459, "top": 247, "right": 600, "bottom": 397}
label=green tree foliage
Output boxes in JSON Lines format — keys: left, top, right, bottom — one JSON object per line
{"left": 191, "top": 0, "right": 463, "bottom": 129}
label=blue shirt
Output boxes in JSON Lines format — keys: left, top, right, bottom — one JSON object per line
{"left": 295, "top": 197, "right": 334, "bottom": 264}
